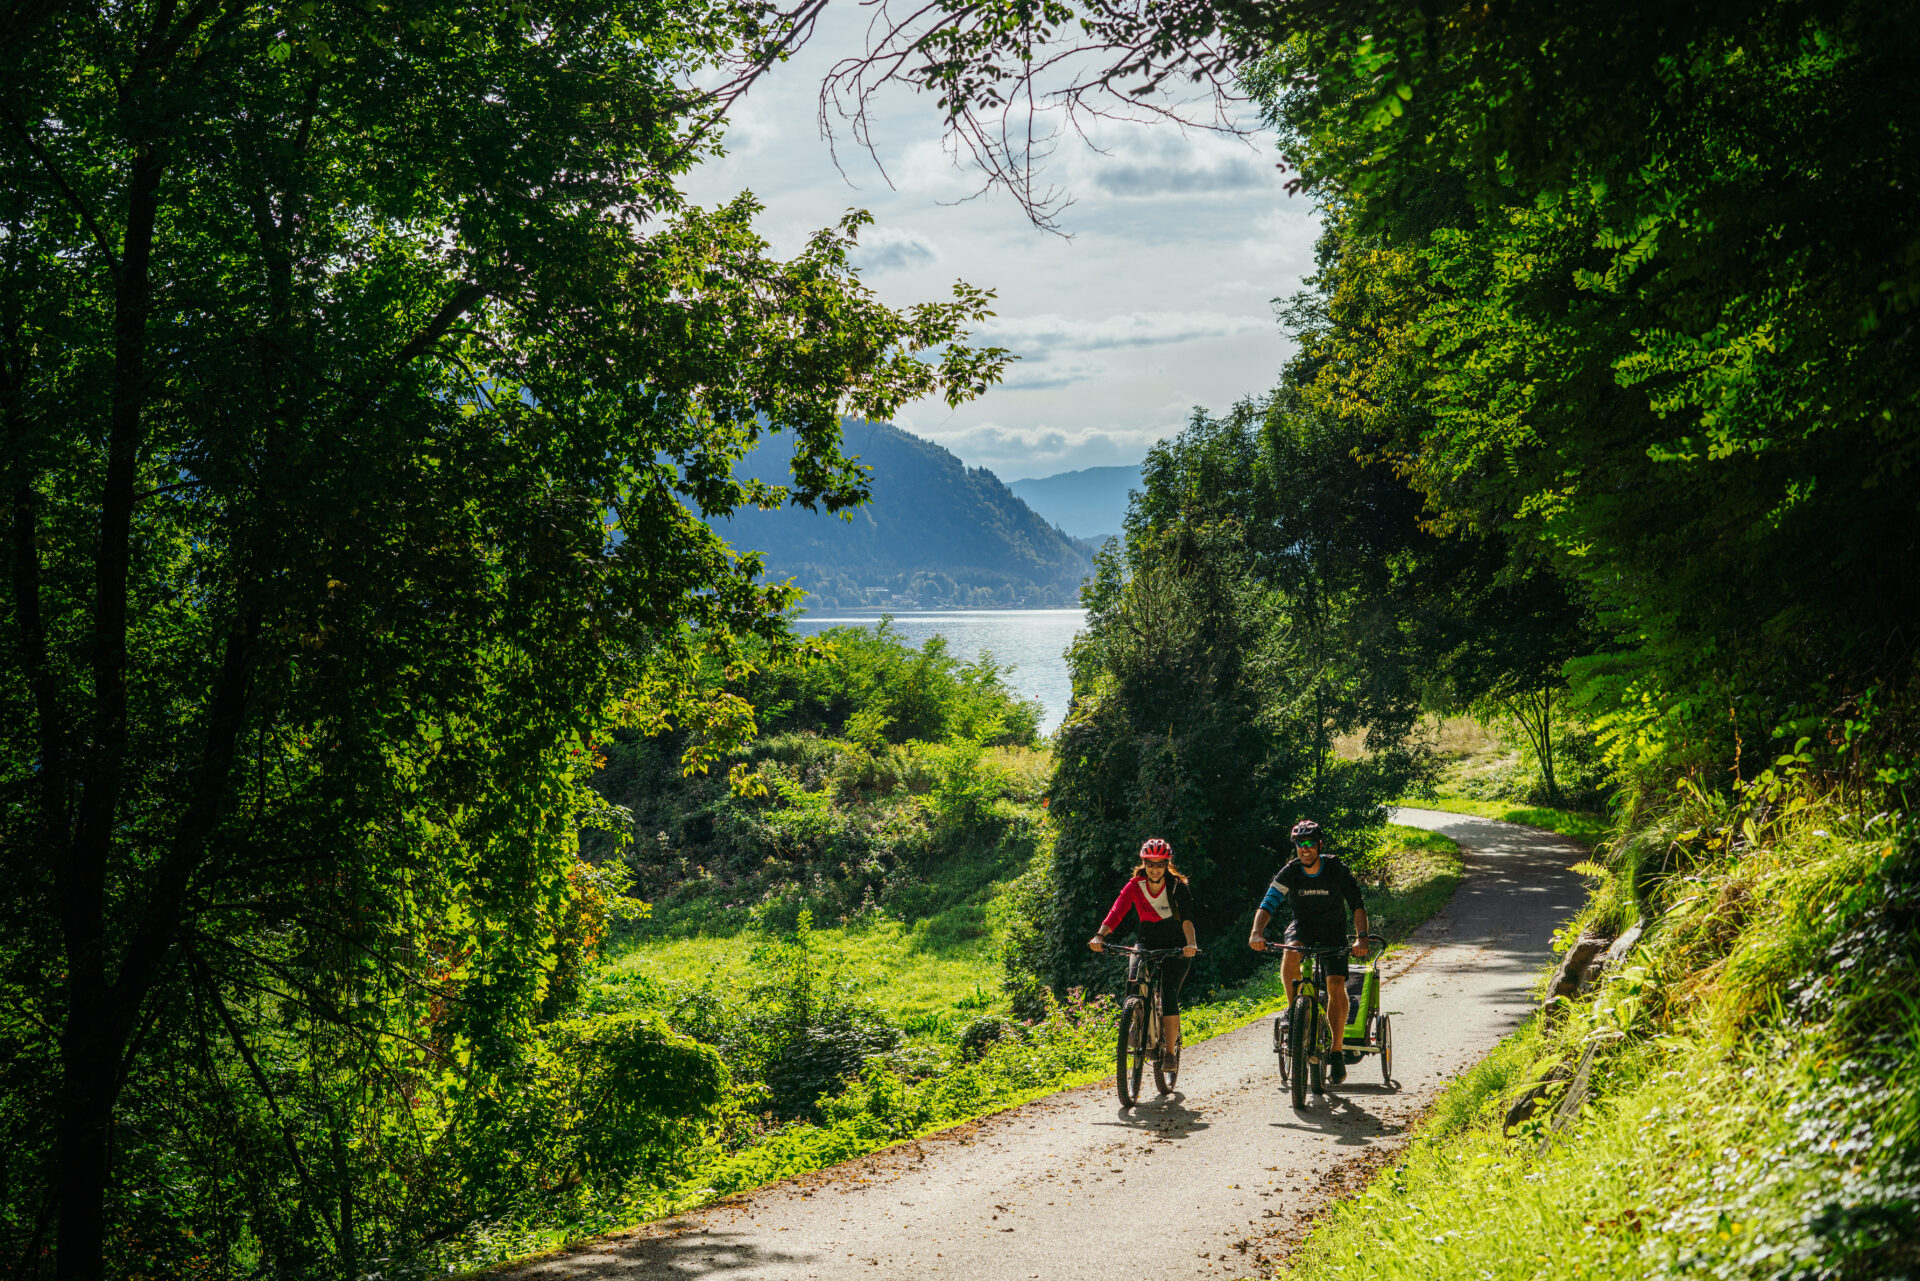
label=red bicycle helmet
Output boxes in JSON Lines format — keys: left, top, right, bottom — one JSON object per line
{"left": 1139, "top": 837, "right": 1173, "bottom": 861}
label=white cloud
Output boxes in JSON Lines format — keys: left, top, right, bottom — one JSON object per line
{"left": 673, "top": 9, "right": 1321, "bottom": 484}
{"left": 1070, "top": 126, "right": 1279, "bottom": 199}
{"left": 851, "top": 225, "right": 941, "bottom": 272}
{"left": 1240, "top": 206, "right": 1321, "bottom": 272}
{"left": 982, "top": 310, "right": 1270, "bottom": 356}
{"left": 915, "top": 421, "right": 1178, "bottom": 478}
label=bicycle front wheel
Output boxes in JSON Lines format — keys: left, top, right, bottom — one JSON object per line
{"left": 1288, "top": 995, "right": 1312, "bottom": 1108}
{"left": 1308, "top": 1005, "right": 1327, "bottom": 1096}
{"left": 1151, "top": 974, "right": 1176, "bottom": 1094}
{"left": 1116, "top": 996, "right": 1145, "bottom": 1108}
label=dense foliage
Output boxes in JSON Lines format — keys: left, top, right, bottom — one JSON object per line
{"left": 1035, "top": 400, "right": 1477, "bottom": 991}
{"left": 1249, "top": 0, "right": 1920, "bottom": 780}
{"left": 0, "top": 2, "right": 1006, "bottom": 1275}
{"left": 589, "top": 621, "right": 1047, "bottom": 944}
{"left": 718, "top": 420, "right": 1093, "bottom": 610}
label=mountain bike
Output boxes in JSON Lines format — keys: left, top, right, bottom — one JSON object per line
{"left": 1264, "top": 933, "right": 1391, "bottom": 1107}
{"left": 1104, "top": 944, "right": 1197, "bottom": 1108}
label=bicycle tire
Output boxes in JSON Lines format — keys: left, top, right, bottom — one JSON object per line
{"left": 1288, "top": 995, "right": 1312, "bottom": 1108}
{"left": 1116, "top": 996, "right": 1144, "bottom": 1108}
{"left": 1152, "top": 978, "right": 1177, "bottom": 1094}
{"left": 1121, "top": 998, "right": 1136, "bottom": 1098}
{"left": 1272, "top": 1015, "right": 1289, "bottom": 1086}
{"left": 1379, "top": 1014, "right": 1394, "bottom": 1087}
{"left": 1154, "top": 1039, "right": 1176, "bottom": 1095}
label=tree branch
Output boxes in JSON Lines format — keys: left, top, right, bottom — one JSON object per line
{"left": 5, "top": 388, "right": 69, "bottom": 848}
{"left": 192, "top": 955, "right": 342, "bottom": 1252}
{"left": 110, "top": 610, "right": 260, "bottom": 1022}
{"left": 340, "top": 281, "right": 489, "bottom": 427}
{"left": 0, "top": 100, "right": 121, "bottom": 270}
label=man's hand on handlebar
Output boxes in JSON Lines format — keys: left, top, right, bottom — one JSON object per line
{"left": 1351, "top": 938, "right": 1370, "bottom": 959}
{"left": 1248, "top": 934, "right": 1267, "bottom": 952}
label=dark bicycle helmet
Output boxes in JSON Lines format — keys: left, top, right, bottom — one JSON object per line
{"left": 1289, "top": 819, "right": 1323, "bottom": 845}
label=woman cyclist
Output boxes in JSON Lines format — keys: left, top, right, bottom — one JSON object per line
{"left": 1089, "top": 838, "right": 1199, "bottom": 1070}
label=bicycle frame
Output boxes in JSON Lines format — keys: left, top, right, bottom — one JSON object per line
{"left": 1105, "top": 944, "right": 1194, "bottom": 1107}
{"left": 1272, "top": 936, "right": 1384, "bottom": 1046}
{"left": 1264, "top": 934, "right": 1393, "bottom": 1101}
{"left": 1109, "top": 944, "right": 1185, "bottom": 1050}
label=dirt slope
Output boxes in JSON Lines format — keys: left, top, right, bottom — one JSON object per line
{"left": 508, "top": 809, "right": 1588, "bottom": 1280}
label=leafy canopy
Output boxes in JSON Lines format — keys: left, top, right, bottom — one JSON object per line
{"left": 0, "top": 0, "right": 1004, "bottom": 1275}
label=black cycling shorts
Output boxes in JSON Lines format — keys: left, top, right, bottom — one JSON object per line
{"left": 1283, "top": 924, "right": 1349, "bottom": 978}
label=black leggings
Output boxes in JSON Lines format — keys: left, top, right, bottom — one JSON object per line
{"left": 1156, "top": 954, "right": 1192, "bottom": 1016}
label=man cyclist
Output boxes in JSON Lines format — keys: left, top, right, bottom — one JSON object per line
{"left": 1247, "top": 819, "right": 1370, "bottom": 1085}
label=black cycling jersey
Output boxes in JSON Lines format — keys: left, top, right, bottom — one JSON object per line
{"left": 1261, "top": 855, "right": 1365, "bottom": 942}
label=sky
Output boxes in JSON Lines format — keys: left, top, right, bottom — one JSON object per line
{"left": 678, "top": 7, "right": 1324, "bottom": 482}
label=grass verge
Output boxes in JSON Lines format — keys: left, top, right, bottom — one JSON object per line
{"left": 1271, "top": 779, "right": 1919, "bottom": 1280}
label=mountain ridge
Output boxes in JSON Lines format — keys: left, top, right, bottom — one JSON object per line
{"left": 1006, "top": 464, "right": 1143, "bottom": 541}
{"left": 714, "top": 420, "right": 1092, "bottom": 610}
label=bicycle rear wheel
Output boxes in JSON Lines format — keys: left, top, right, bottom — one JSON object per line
{"left": 1272, "top": 1015, "right": 1290, "bottom": 1087}
{"left": 1116, "top": 996, "right": 1146, "bottom": 1108}
{"left": 1379, "top": 1014, "right": 1394, "bottom": 1087}
{"left": 1288, "top": 996, "right": 1312, "bottom": 1108}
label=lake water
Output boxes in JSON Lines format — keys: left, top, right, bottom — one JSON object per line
{"left": 792, "top": 610, "right": 1086, "bottom": 734}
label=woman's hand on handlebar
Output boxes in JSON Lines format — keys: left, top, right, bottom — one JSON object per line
{"left": 1182, "top": 943, "right": 1198, "bottom": 958}
{"left": 1088, "top": 935, "right": 1105, "bottom": 953}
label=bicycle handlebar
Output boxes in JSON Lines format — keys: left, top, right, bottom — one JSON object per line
{"left": 1255, "top": 932, "right": 1387, "bottom": 955}
{"left": 1100, "top": 944, "right": 1200, "bottom": 957}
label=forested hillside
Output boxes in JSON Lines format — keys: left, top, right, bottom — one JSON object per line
{"left": 717, "top": 420, "right": 1092, "bottom": 609}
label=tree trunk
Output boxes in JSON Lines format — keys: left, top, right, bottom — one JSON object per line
{"left": 1536, "top": 689, "right": 1560, "bottom": 807}
{"left": 53, "top": 128, "right": 166, "bottom": 1281}
{"left": 53, "top": 997, "right": 124, "bottom": 1281}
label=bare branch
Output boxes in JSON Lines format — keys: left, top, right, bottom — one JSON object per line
{"left": 818, "top": 0, "right": 1261, "bottom": 228}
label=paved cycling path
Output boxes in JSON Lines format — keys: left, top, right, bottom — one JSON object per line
{"left": 508, "top": 809, "right": 1588, "bottom": 1280}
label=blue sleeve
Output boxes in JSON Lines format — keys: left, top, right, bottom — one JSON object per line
{"left": 1259, "top": 882, "right": 1286, "bottom": 915}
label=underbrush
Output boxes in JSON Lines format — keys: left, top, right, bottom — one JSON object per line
{"left": 1362, "top": 826, "right": 1465, "bottom": 940}
{"left": 1279, "top": 773, "right": 1920, "bottom": 1281}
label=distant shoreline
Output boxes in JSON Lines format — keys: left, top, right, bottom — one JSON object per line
{"left": 795, "top": 607, "right": 1086, "bottom": 619}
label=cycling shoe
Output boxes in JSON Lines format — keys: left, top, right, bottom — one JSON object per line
{"left": 1329, "top": 1057, "right": 1347, "bottom": 1086}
